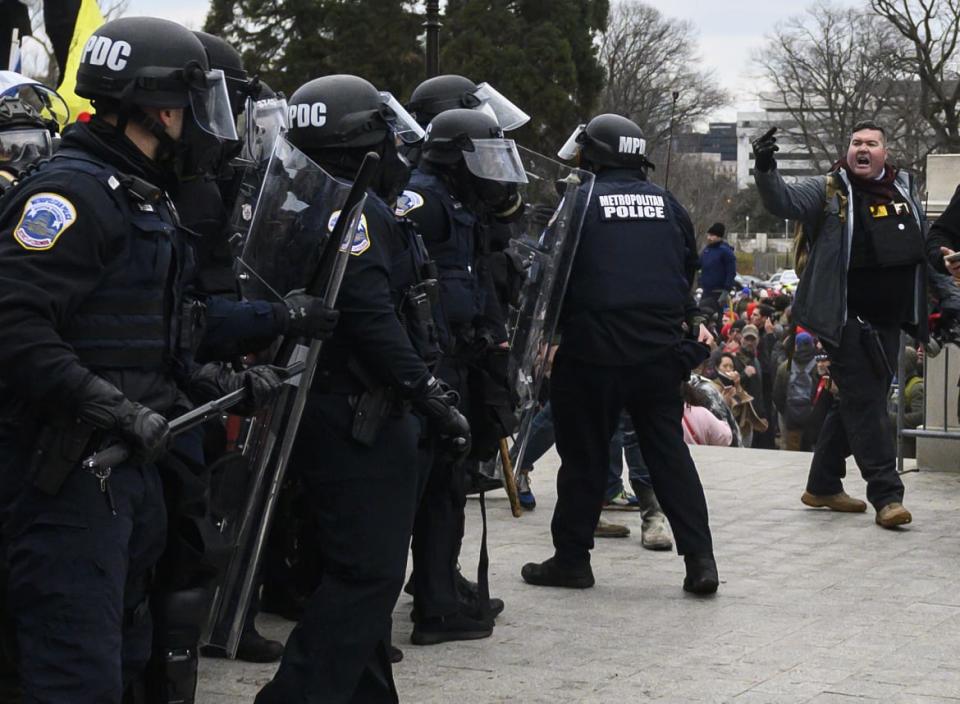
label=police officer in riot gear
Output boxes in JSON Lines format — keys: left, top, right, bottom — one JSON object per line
{"left": 406, "top": 74, "right": 530, "bottom": 133}
{"left": 405, "top": 74, "right": 529, "bottom": 163}
{"left": 139, "top": 32, "right": 311, "bottom": 684}
{"left": 255, "top": 75, "right": 470, "bottom": 704}
{"left": 0, "top": 17, "right": 285, "bottom": 702}
{"left": 181, "top": 31, "right": 340, "bottom": 359}
{"left": 520, "top": 114, "right": 719, "bottom": 595}
{"left": 0, "top": 70, "right": 68, "bottom": 192}
{"left": 396, "top": 108, "right": 527, "bottom": 644}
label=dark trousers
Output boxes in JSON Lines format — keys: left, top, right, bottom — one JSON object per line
{"left": 549, "top": 352, "right": 713, "bottom": 567}
{"left": 0, "top": 431, "right": 166, "bottom": 703}
{"left": 411, "top": 360, "right": 468, "bottom": 620}
{"left": 256, "top": 393, "right": 422, "bottom": 704}
{"left": 806, "top": 317, "right": 904, "bottom": 509}
{"left": 608, "top": 414, "right": 652, "bottom": 496}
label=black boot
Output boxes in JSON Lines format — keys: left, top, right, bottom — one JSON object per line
{"left": 389, "top": 644, "right": 404, "bottom": 663}
{"left": 520, "top": 556, "right": 594, "bottom": 589}
{"left": 204, "top": 629, "right": 284, "bottom": 663}
{"left": 410, "top": 611, "right": 493, "bottom": 646}
{"left": 682, "top": 553, "right": 719, "bottom": 596}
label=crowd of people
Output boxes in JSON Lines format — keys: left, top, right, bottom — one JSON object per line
{"left": 1, "top": 10, "right": 960, "bottom": 704}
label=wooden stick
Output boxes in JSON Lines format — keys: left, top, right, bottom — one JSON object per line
{"left": 499, "top": 437, "right": 522, "bottom": 518}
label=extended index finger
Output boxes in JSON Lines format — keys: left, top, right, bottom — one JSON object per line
{"left": 759, "top": 126, "right": 777, "bottom": 141}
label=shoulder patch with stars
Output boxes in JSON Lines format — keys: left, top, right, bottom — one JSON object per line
{"left": 328, "top": 210, "right": 371, "bottom": 256}
{"left": 394, "top": 190, "right": 425, "bottom": 217}
{"left": 12, "top": 193, "right": 78, "bottom": 251}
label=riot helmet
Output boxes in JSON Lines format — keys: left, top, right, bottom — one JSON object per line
{"left": 286, "top": 74, "right": 423, "bottom": 201}
{"left": 420, "top": 109, "right": 527, "bottom": 183}
{"left": 407, "top": 74, "right": 529, "bottom": 131}
{"left": 287, "top": 75, "right": 422, "bottom": 152}
{"left": 421, "top": 108, "right": 527, "bottom": 215}
{"left": 75, "top": 16, "right": 238, "bottom": 179}
{"left": 191, "top": 31, "right": 262, "bottom": 175}
{"left": 558, "top": 113, "right": 654, "bottom": 173}
{"left": 193, "top": 31, "right": 252, "bottom": 117}
{"left": 0, "top": 71, "right": 68, "bottom": 173}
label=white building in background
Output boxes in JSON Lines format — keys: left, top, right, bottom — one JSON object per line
{"left": 735, "top": 109, "right": 820, "bottom": 190}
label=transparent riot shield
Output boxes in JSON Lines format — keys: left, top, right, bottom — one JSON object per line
{"left": 222, "top": 97, "right": 290, "bottom": 262}
{"left": 203, "top": 137, "right": 373, "bottom": 657}
{"left": 507, "top": 147, "right": 594, "bottom": 476}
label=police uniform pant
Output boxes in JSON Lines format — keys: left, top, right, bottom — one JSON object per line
{"left": 549, "top": 351, "right": 713, "bottom": 568}
{"left": 0, "top": 429, "right": 167, "bottom": 703}
{"left": 806, "top": 317, "right": 904, "bottom": 509}
{"left": 255, "top": 393, "right": 422, "bottom": 704}
{"left": 410, "top": 360, "right": 468, "bottom": 620}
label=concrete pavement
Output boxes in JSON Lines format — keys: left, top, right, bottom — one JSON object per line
{"left": 199, "top": 445, "right": 960, "bottom": 703}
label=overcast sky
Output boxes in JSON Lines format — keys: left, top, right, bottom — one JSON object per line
{"left": 124, "top": 0, "right": 865, "bottom": 120}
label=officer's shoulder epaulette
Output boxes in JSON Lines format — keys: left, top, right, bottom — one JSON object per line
{"left": 395, "top": 189, "right": 425, "bottom": 218}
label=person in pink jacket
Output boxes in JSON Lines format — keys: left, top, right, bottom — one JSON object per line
{"left": 682, "top": 404, "right": 734, "bottom": 446}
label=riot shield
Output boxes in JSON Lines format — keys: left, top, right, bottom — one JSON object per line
{"left": 203, "top": 139, "right": 376, "bottom": 657}
{"left": 507, "top": 147, "right": 594, "bottom": 476}
{"left": 222, "top": 97, "right": 290, "bottom": 262}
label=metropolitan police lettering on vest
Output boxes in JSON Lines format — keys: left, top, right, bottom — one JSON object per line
{"left": 597, "top": 193, "right": 666, "bottom": 221}
{"left": 521, "top": 113, "right": 720, "bottom": 596}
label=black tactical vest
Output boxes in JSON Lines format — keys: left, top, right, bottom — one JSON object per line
{"left": 404, "top": 170, "right": 484, "bottom": 331}
{"left": 850, "top": 195, "right": 924, "bottom": 270}
{"left": 564, "top": 170, "right": 689, "bottom": 316}
{"left": 37, "top": 150, "right": 195, "bottom": 371}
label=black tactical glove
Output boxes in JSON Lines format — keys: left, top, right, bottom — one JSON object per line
{"left": 752, "top": 126, "right": 779, "bottom": 173}
{"left": 413, "top": 377, "right": 472, "bottom": 458}
{"left": 527, "top": 203, "right": 557, "bottom": 229}
{"left": 275, "top": 289, "right": 340, "bottom": 341}
{"left": 189, "top": 362, "right": 286, "bottom": 414}
{"left": 77, "top": 374, "right": 170, "bottom": 463}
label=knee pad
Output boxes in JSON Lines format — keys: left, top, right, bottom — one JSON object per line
{"left": 156, "top": 587, "right": 212, "bottom": 647}
{"left": 143, "top": 587, "right": 211, "bottom": 704}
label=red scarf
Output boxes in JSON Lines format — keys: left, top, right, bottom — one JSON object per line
{"left": 832, "top": 157, "right": 900, "bottom": 204}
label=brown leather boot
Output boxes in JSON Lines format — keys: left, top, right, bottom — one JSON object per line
{"left": 801, "top": 491, "right": 867, "bottom": 513}
{"left": 594, "top": 518, "right": 630, "bottom": 538}
{"left": 876, "top": 502, "right": 912, "bottom": 528}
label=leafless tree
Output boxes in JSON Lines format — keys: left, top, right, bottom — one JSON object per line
{"left": 652, "top": 154, "right": 739, "bottom": 246}
{"left": 872, "top": 0, "right": 960, "bottom": 153}
{"left": 754, "top": 1, "right": 931, "bottom": 173}
{"left": 597, "top": 0, "right": 728, "bottom": 153}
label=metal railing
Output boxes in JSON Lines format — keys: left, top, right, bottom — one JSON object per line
{"left": 895, "top": 332, "right": 960, "bottom": 474}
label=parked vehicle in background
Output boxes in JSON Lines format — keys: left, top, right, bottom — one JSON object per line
{"left": 759, "top": 269, "right": 799, "bottom": 291}
{"left": 735, "top": 274, "right": 764, "bottom": 290}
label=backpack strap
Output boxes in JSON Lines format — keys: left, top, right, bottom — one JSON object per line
{"left": 794, "top": 172, "right": 847, "bottom": 274}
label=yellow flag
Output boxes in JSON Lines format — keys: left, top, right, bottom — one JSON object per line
{"left": 58, "top": 0, "right": 106, "bottom": 123}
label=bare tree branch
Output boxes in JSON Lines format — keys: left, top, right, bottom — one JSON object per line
{"left": 755, "top": 1, "right": 935, "bottom": 173}
{"left": 597, "top": 0, "right": 728, "bottom": 153}
{"left": 872, "top": 0, "right": 960, "bottom": 151}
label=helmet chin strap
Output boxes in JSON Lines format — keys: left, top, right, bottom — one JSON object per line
{"left": 129, "top": 106, "right": 181, "bottom": 163}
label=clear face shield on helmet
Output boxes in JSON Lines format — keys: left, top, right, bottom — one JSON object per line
{"left": 239, "top": 96, "right": 289, "bottom": 163}
{"left": 557, "top": 123, "right": 586, "bottom": 161}
{"left": 0, "top": 128, "right": 53, "bottom": 168}
{"left": 378, "top": 91, "right": 424, "bottom": 144}
{"left": 462, "top": 137, "right": 528, "bottom": 184}
{"left": 0, "top": 70, "right": 70, "bottom": 127}
{"left": 186, "top": 68, "right": 239, "bottom": 141}
{"left": 472, "top": 82, "right": 530, "bottom": 131}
